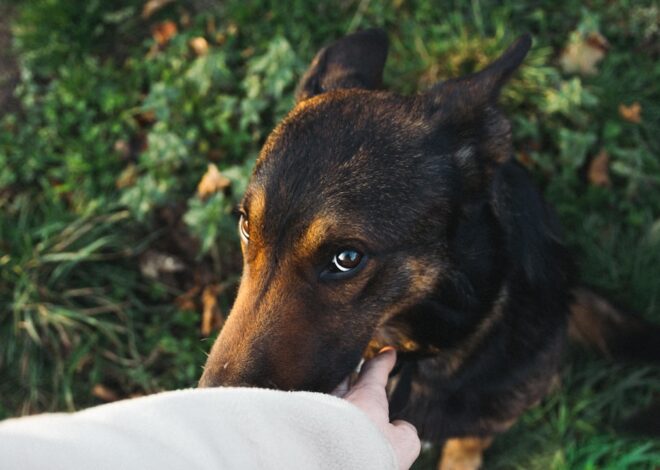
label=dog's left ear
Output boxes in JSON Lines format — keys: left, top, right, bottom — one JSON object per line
{"left": 428, "top": 34, "right": 532, "bottom": 117}
{"left": 426, "top": 34, "right": 532, "bottom": 163}
{"left": 295, "top": 28, "right": 389, "bottom": 102}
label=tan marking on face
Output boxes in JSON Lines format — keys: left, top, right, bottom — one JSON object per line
{"left": 364, "top": 257, "right": 444, "bottom": 356}
{"left": 299, "top": 216, "right": 334, "bottom": 254}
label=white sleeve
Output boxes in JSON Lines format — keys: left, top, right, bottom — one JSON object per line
{"left": 0, "top": 387, "right": 397, "bottom": 470}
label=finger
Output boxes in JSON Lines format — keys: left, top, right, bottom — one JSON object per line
{"left": 353, "top": 348, "right": 396, "bottom": 391}
{"left": 391, "top": 420, "right": 421, "bottom": 468}
{"left": 331, "top": 377, "right": 350, "bottom": 398}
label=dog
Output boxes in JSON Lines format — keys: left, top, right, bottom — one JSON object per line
{"left": 199, "top": 29, "right": 660, "bottom": 469}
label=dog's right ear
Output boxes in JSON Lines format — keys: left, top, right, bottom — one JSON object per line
{"left": 295, "top": 28, "right": 389, "bottom": 102}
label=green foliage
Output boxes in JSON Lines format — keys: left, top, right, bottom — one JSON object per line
{"left": 184, "top": 192, "right": 235, "bottom": 254}
{"left": 13, "top": 0, "right": 145, "bottom": 78}
{"left": 0, "top": 192, "right": 210, "bottom": 416}
{"left": 1, "top": 0, "right": 659, "bottom": 467}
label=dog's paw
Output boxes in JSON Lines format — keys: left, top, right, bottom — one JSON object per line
{"left": 437, "top": 437, "right": 492, "bottom": 470}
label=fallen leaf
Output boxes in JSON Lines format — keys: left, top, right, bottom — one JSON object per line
{"left": 585, "top": 31, "right": 609, "bottom": 51}
{"left": 588, "top": 150, "right": 610, "bottom": 187}
{"left": 189, "top": 37, "right": 209, "bottom": 56}
{"left": 197, "top": 163, "right": 231, "bottom": 199}
{"left": 560, "top": 31, "right": 609, "bottom": 76}
{"left": 240, "top": 46, "right": 255, "bottom": 59}
{"left": 201, "top": 284, "right": 224, "bottom": 336}
{"left": 619, "top": 102, "right": 642, "bottom": 123}
{"left": 151, "top": 20, "right": 177, "bottom": 46}
{"left": 135, "top": 109, "right": 156, "bottom": 126}
{"left": 92, "top": 384, "right": 119, "bottom": 402}
{"left": 142, "top": 0, "right": 173, "bottom": 19}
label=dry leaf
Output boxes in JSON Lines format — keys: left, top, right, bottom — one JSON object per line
{"left": 197, "top": 163, "right": 231, "bottom": 199}
{"left": 588, "top": 150, "right": 610, "bottom": 187}
{"left": 142, "top": 0, "right": 174, "bottom": 19}
{"left": 560, "top": 32, "right": 609, "bottom": 76}
{"left": 585, "top": 31, "right": 609, "bottom": 51}
{"left": 619, "top": 102, "right": 642, "bottom": 123}
{"left": 201, "top": 285, "right": 224, "bottom": 336}
{"left": 135, "top": 109, "right": 156, "bottom": 126}
{"left": 92, "top": 384, "right": 119, "bottom": 402}
{"left": 189, "top": 37, "right": 209, "bottom": 56}
{"left": 152, "top": 20, "right": 178, "bottom": 46}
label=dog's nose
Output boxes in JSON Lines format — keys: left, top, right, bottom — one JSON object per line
{"left": 198, "top": 360, "right": 242, "bottom": 388}
{"left": 198, "top": 356, "right": 273, "bottom": 389}
{"left": 198, "top": 370, "right": 221, "bottom": 388}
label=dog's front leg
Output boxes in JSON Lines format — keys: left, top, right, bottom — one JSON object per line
{"left": 437, "top": 436, "right": 493, "bottom": 470}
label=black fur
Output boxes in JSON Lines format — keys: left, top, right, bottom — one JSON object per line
{"left": 200, "top": 29, "right": 656, "bottom": 452}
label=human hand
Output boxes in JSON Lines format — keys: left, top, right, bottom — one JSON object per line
{"left": 332, "top": 348, "right": 421, "bottom": 470}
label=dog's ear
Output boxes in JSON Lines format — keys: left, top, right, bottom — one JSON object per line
{"left": 427, "top": 34, "right": 532, "bottom": 163}
{"left": 295, "top": 28, "right": 389, "bottom": 102}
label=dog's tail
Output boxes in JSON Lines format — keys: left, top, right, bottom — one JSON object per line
{"left": 569, "top": 287, "right": 660, "bottom": 362}
{"left": 568, "top": 287, "right": 660, "bottom": 435}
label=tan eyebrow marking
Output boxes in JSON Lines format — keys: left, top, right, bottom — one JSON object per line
{"left": 299, "top": 216, "right": 335, "bottom": 253}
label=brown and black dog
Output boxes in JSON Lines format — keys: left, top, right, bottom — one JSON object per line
{"left": 199, "top": 30, "right": 660, "bottom": 469}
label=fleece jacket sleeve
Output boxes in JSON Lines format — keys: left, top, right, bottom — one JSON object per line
{"left": 0, "top": 387, "right": 398, "bottom": 470}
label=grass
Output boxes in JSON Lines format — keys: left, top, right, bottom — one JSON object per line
{"left": 0, "top": 0, "right": 659, "bottom": 468}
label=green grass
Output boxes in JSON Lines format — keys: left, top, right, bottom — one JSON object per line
{"left": 1, "top": 0, "right": 659, "bottom": 468}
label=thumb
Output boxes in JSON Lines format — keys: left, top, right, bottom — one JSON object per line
{"left": 353, "top": 348, "right": 396, "bottom": 391}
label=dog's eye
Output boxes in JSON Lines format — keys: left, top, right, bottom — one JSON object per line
{"left": 239, "top": 213, "right": 249, "bottom": 243}
{"left": 331, "top": 249, "right": 363, "bottom": 272}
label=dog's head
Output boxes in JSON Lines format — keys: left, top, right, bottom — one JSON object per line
{"left": 199, "top": 30, "right": 532, "bottom": 391}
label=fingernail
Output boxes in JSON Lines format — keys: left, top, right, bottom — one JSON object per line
{"left": 378, "top": 346, "right": 396, "bottom": 354}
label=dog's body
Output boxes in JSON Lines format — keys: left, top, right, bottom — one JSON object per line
{"left": 199, "top": 30, "right": 658, "bottom": 469}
